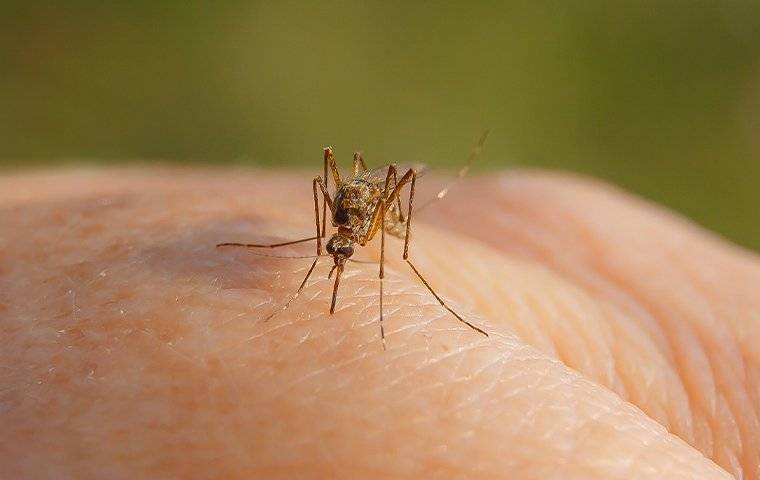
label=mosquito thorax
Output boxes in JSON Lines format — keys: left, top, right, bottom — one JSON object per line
{"left": 326, "top": 234, "right": 354, "bottom": 262}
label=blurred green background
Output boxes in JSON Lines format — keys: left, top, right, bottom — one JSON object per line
{"left": 2, "top": 1, "right": 759, "bottom": 251}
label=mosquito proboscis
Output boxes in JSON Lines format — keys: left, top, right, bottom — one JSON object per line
{"left": 217, "top": 132, "right": 490, "bottom": 349}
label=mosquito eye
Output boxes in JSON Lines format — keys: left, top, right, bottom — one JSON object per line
{"left": 326, "top": 242, "right": 336, "bottom": 255}
{"left": 338, "top": 245, "right": 354, "bottom": 257}
{"left": 334, "top": 208, "right": 349, "bottom": 225}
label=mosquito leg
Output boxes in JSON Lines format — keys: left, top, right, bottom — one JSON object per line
{"left": 404, "top": 259, "right": 488, "bottom": 336}
{"left": 392, "top": 167, "right": 404, "bottom": 223}
{"left": 263, "top": 257, "right": 320, "bottom": 322}
{"left": 313, "top": 175, "right": 336, "bottom": 254}
{"left": 322, "top": 148, "right": 328, "bottom": 237}
{"left": 414, "top": 130, "right": 489, "bottom": 214}
{"left": 385, "top": 168, "right": 414, "bottom": 207}
{"left": 381, "top": 167, "right": 416, "bottom": 247}
{"left": 379, "top": 200, "right": 387, "bottom": 350}
{"left": 325, "top": 146, "right": 342, "bottom": 186}
{"left": 398, "top": 169, "right": 487, "bottom": 337}
{"left": 315, "top": 176, "right": 333, "bottom": 211}
{"left": 402, "top": 170, "right": 416, "bottom": 260}
{"left": 216, "top": 236, "right": 319, "bottom": 249}
{"left": 217, "top": 178, "right": 327, "bottom": 255}
{"left": 312, "top": 177, "right": 323, "bottom": 255}
{"left": 322, "top": 147, "right": 341, "bottom": 237}
{"left": 378, "top": 163, "right": 403, "bottom": 222}
{"left": 382, "top": 163, "right": 397, "bottom": 194}
{"left": 353, "top": 152, "right": 368, "bottom": 176}
{"left": 351, "top": 194, "right": 388, "bottom": 347}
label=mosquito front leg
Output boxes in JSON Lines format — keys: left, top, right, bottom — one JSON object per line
{"left": 217, "top": 178, "right": 328, "bottom": 254}
{"left": 216, "top": 236, "right": 320, "bottom": 249}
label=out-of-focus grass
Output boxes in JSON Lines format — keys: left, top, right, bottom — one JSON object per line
{"left": 1, "top": 1, "right": 759, "bottom": 251}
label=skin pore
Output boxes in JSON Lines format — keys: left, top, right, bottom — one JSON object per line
{"left": 1, "top": 167, "right": 758, "bottom": 479}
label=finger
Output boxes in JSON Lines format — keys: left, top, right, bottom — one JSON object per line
{"left": 0, "top": 169, "right": 733, "bottom": 479}
{"left": 415, "top": 171, "right": 760, "bottom": 479}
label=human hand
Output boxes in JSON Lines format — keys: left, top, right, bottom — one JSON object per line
{"left": 1, "top": 167, "right": 757, "bottom": 479}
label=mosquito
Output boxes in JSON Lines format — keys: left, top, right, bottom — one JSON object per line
{"left": 217, "top": 132, "right": 490, "bottom": 349}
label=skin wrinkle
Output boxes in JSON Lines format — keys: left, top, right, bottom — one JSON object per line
{"left": 406, "top": 223, "right": 704, "bottom": 440}
{"left": 575, "top": 297, "right": 629, "bottom": 398}
{"left": 584, "top": 211, "right": 754, "bottom": 473}
{"left": 672, "top": 255, "right": 760, "bottom": 457}
{"left": 602, "top": 303, "right": 689, "bottom": 439}
{"left": 0, "top": 168, "right": 746, "bottom": 479}
{"left": 483, "top": 184, "right": 676, "bottom": 358}
{"left": 306, "top": 284, "right": 696, "bottom": 476}
{"left": 420, "top": 171, "right": 760, "bottom": 478}
{"left": 542, "top": 291, "right": 607, "bottom": 386}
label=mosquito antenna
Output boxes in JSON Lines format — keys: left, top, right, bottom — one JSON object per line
{"left": 415, "top": 130, "right": 490, "bottom": 213}
{"left": 329, "top": 264, "right": 344, "bottom": 314}
{"left": 263, "top": 257, "right": 320, "bottom": 322}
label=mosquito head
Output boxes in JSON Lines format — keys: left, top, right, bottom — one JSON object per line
{"left": 326, "top": 234, "right": 354, "bottom": 265}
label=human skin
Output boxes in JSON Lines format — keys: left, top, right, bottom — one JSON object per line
{"left": 1, "top": 167, "right": 758, "bottom": 480}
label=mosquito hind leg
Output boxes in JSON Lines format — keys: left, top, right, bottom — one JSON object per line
{"left": 397, "top": 169, "right": 488, "bottom": 337}
{"left": 404, "top": 259, "right": 488, "bottom": 336}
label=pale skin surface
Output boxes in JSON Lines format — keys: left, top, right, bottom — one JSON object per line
{"left": 1, "top": 167, "right": 758, "bottom": 480}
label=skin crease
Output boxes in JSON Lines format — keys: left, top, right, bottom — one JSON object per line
{"left": 0, "top": 167, "right": 758, "bottom": 480}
